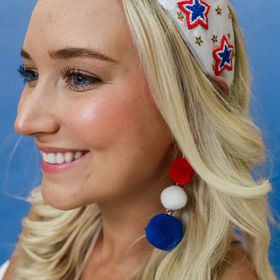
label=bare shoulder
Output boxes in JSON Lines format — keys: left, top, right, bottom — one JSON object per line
{"left": 221, "top": 241, "right": 258, "bottom": 280}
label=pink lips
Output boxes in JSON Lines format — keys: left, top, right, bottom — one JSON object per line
{"left": 41, "top": 151, "right": 90, "bottom": 174}
{"left": 37, "top": 145, "right": 89, "bottom": 154}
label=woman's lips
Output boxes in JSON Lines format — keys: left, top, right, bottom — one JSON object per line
{"left": 41, "top": 151, "right": 90, "bottom": 174}
{"left": 37, "top": 144, "right": 89, "bottom": 154}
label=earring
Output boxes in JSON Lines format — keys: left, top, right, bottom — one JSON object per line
{"left": 145, "top": 155, "right": 195, "bottom": 251}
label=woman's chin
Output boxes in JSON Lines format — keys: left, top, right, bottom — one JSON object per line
{"left": 40, "top": 180, "right": 87, "bottom": 210}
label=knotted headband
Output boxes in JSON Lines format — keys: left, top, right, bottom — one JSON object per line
{"left": 158, "top": 0, "right": 235, "bottom": 88}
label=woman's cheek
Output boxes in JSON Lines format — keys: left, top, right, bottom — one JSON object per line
{"left": 66, "top": 96, "right": 141, "bottom": 149}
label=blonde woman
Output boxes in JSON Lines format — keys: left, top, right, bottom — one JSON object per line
{"left": 1, "top": 0, "right": 277, "bottom": 279}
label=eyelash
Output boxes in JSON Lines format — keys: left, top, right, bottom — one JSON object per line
{"left": 17, "top": 64, "right": 103, "bottom": 92}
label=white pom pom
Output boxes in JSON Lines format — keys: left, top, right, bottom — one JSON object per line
{"left": 160, "top": 185, "right": 188, "bottom": 210}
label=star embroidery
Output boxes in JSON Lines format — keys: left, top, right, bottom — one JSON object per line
{"left": 213, "top": 35, "right": 234, "bottom": 76}
{"left": 195, "top": 36, "right": 203, "bottom": 46}
{"left": 177, "top": 0, "right": 211, "bottom": 30}
{"left": 177, "top": 12, "right": 184, "bottom": 21}
{"left": 212, "top": 35, "right": 218, "bottom": 44}
{"left": 215, "top": 6, "right": 222, "bottom": 15}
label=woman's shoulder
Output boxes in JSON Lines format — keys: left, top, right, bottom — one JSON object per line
{"left": 0, "top": 260, "right": 10, "bottom": 280}
{"left": 221, "top": 237, "right": 258, "bottom": 280}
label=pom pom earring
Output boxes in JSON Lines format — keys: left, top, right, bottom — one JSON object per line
{"left": 145, "top": 154, "right": 195, "bottom": 251}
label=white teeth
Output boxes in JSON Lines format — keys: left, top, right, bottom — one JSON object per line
{"left": 74, "top": 152, "right": 82, "bottom": 160}
{"left": 41, "top": 151, "right": 86, "bottom": 164}
{"left": 42, "top": 153, "right": 48, "bottom": 162}
{"left": 46, "top": 153, "right": 56, "bottom": 164}
{"left": 64, "top": 152, "right": 74, "bottom": 163}
{"left": 55, "top": 153, "right": 65, "bottom": 164}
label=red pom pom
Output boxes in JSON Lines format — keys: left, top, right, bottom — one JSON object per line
{"left": 169, "top": 157, "right": 195, "bottom": 186}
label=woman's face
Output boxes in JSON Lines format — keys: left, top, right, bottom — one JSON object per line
{"left": 14, "top": 0, "right": 175, "bottom": 210}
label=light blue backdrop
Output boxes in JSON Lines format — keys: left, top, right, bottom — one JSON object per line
{"left": 0, "top": 0, "right": 279, "bottom": 277}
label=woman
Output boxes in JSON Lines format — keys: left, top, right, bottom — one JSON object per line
{"left": 1, "top": 0, "right": 277, "bottom": 279}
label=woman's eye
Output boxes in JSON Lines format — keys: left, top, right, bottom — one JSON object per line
{"left": 16, "top": 64, "right": 103, "bottom": 92}
{"left": 17, "top": 64, "right": 39, "bottom": 84}
{"left": 62, "top": 68, "right": 103, "bottom": 92}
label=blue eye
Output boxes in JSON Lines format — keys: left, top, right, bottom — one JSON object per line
{"left": 17, "top": 64, "right": 39, "bottom": 84}
{"left": 17, "top": 64, "right": 103, "bottom": 92}
{"left": 61, "top": 67, "right": 103, "bottom": 92}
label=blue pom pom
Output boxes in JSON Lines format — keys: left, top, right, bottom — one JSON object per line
{"left": 145, "top": 213, "right": 184, "bottom": 251}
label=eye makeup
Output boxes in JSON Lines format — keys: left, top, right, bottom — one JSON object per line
{"left": 17, "top": 64, "right": 104, "bottom": 92}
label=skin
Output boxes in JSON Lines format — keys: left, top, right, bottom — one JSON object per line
{"left": 14, "top": 0, "right": 179, "bottom": 278}
{"left": 11, "top": 0, "right": 251, "bottom": 279}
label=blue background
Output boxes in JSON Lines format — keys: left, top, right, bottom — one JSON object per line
{"left": 0, "top": 0, "right": 280, "bottom": 277}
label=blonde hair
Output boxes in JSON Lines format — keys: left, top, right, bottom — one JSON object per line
{"left": 12, "top": 1, "right": 277, "bottom": 279}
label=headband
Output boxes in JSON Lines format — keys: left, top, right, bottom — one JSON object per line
{"left": 158, "top": 0, "right": 235, "bottom": 88}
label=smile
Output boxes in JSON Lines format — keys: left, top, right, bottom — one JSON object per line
{"left": 41, "top": 151, "right": 90, "bottom": 174}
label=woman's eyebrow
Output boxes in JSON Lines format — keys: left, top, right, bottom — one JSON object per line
{"left": 20, "top": 47, "right": 119, "bottom": 65}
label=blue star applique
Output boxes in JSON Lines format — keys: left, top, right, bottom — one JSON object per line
{"left": 213, "top": 35, "right": 234, "bottom": 76}
{"left": 177, "top": 0, "right": 211, "bottom": 30}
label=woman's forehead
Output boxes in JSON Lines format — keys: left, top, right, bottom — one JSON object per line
{"left": 32, "top": 0, "right": 124, "bottom": 24}
{"left": 24, "top": 0, "right": 132, "bottom": 61}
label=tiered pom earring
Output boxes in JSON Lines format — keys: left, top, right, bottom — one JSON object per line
{"left": 145, "top": 153, "right": 195, "bottom": 251}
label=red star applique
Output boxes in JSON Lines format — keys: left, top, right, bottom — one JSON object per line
{"left": 177, "top": 0, "right": 211, "bottom": 30}
{"left": 213, "top": 35, "right": 234, "bottom": 76}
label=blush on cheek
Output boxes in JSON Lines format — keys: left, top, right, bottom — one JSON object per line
{"left": 69, "top": 97, "right": 141, "bottom": 150}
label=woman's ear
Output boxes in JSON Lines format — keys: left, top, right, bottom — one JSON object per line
{"left": 211, "top": 76, "right": 229, "bottom": 95}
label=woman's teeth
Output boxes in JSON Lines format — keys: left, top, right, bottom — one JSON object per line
{"left": 41, "top": 151, "right": 87, "bottom": 164}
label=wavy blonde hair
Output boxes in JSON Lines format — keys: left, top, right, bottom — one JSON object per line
{"left": 12, "top": 1, "right": 277, "bottom": 279}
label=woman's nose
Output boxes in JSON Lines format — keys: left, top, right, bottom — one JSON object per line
{"left": 14, "top": 85, "right": 59, "bottom": 136}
